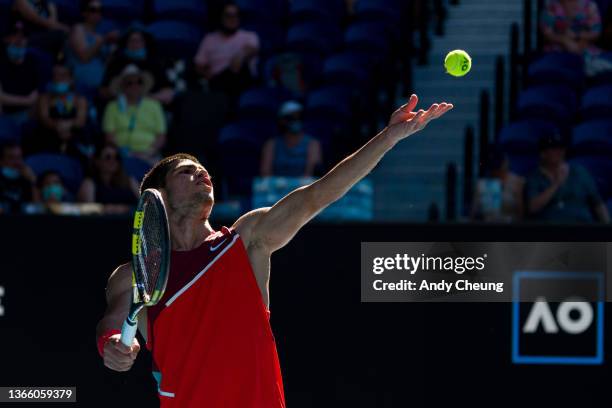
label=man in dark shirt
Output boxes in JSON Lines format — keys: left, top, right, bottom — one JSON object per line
{"left": 526, "top": 133, "right": 610, "bottom": 223}
{"left": 0, "top": 20, "right": 39, "bottom": 123}
{"left": 0, "top": 142, "right": 37, "bottom": 213}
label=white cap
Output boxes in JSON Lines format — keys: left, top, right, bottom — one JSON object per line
{"left": 278, "top": 100, "right": 303, "bottom": 117}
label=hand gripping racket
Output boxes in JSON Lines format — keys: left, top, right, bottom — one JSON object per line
{"left": 121, "top": 189, "right": 171, "bottom": 346}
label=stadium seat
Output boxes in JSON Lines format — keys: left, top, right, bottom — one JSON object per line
{"left": 571, "top": 119, "right": 612, "bottom": 156}
{"left": 353, "top": 0, "right": 402, "bottom": 26}
{"left": 527, "top": 52, "right": 584, "bottom": 89}
{"left": 517, "top": 84, "right": 578, "bottom": 126}
{"left": 305, "top": 85, "right": 352, "bottom": 120}
{"left": 569, "top": 156, "right": 612, "bottom": 198}
{"left": 580, "top": 84, "right": 612, "bottom": 121}
{"left": 289, "top": 0, "right": 346, "bottom": 24}
{"left": 102, "top": 0, "right": 145, "bottom": 24}
{"left": 344, "top": 22, "right": 393, "bottom": 60}
{"left": 286, "top": 21, "right": 342, "bottom": 56}
{"left": 123, "top": 156, "right": 152, "bottom": 183}
{"left": 588, "top": 51, "right": 612, "bottom": 86}
{"left": 241, "top": 21, "right": 285, "bottom": 56}
{"left": 0, "top": 116, "right": 20, "bottom": 143}
{"left": 218, "top": 122, "right": 268, "bottom": 198}
{"left": 235, "top": 0, "right": 287, "bottom": 23}
{"left": 237, "top": 87, "right": 292, "bottom": 120}
{"left": 152, "top": 0, "right": 207, "bottom": 25}
{"left": 146, "top": 20, "right": 204, "bottom": 60}
{"left": 25, "top": 153, "right": 83, "bottom": 194}
{"left": 322, "top": 52, "right": 372, "bottom": 88}
{"left": 498, "top": 120, "right": 559, "bottom": 176}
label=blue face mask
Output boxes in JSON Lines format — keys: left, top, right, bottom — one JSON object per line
{"left": 124, "top": 48, "right": 147, "bottom": 60}
{"left": 50, "top": 81, "right": 71, "bottom": 94}
{"left": 287, "top": 120, "right": 303, "bottom": 134}
{"left": 6, "top": 44, "right": 26, "bottom": 62}
{"left": 1, "top": 166, "right": 20, "bottom": 180}
{"left": 42, "top": 184, "right": 64, "bottom": 202}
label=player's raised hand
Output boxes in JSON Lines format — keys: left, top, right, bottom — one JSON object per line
{"left": 386, "top": 94, "right": 453, "bottom": 142}
{"left": 103, "top": 334, "right": 140, "bottom": 372}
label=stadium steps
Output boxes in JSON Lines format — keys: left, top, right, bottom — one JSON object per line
{"left": 372, "top": 0, "right": 525, "bottom": 221}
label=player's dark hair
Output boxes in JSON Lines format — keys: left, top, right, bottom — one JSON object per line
{"left": 140, "top": 153, "right": 201, "bottom": 195}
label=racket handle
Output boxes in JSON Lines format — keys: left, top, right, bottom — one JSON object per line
{"left": 120, "top": 318, "right": 138, "bottom": 347}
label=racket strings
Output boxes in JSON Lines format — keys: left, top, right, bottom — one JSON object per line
{"left": 137, "top": 196, "right": 164, "bottom": 303}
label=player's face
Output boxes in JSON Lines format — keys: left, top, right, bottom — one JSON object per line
{"left": 165, "top": 160, "right": 214, "bottom": 216}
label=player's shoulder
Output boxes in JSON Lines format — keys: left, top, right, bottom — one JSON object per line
{"left": 231, "top": 207, "right": 270, "bottom": 245}
{"left": 108, "top": 262, "right": 132, "bottom": 283}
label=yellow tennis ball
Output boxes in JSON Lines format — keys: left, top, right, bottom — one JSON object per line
{"left": 444, "top": 49, "right": 472, "bottom": 77}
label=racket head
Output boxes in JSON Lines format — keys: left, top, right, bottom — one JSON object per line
{"left": 131, "top": 188, "right": 171, "bottom": 307}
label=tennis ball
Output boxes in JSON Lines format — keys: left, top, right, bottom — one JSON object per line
{"left": 444, "top": 49, "right": 472, "bottom": 77}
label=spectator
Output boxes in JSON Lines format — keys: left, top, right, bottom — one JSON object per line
{"left": 194, "top": 2, "right": 259, "bottom": 101}
{"left": 260, "top": 101, "right": 322, "bottom": 177}
{"left": 526, "top": 132, "right": 610, "bottom": 223}
{"left": 103, "top": 64, "right": 166, "bottom": 163}
{"left": 66, "top": 0, "right": 119, "bottom": 101}
{"left": 38, "top": 169, "right": 71, "bottom": 205}
{"left": 32, "top": 61, "right": 88, "bottom": 162}
{"left": 540, "top": 0, "right": 612, "bottom": 75}
{"left": 77, "top": 143, "right": 138, "bottom": 212}
{"left": 471, "top": 147, "right": 524, "bottom": 222}
{"left": 12, "top": 0, "right": 69, "bottom": 55}
{"left": 0, "top": 20, "right": 39, "bottom": 128}
{"left": 0, "top": 141, "right": 37, "bottom": 213}
{"left": 100, "top": 26, "right": 174, "bottom": 106}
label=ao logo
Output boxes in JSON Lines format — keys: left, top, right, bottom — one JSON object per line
{"left": 0, "top": 286, "right": 4, "bottom": 316}
{"left": 523, "top": 297, "right": 592, "bottom": 334}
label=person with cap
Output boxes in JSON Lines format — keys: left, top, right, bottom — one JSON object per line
{"left": 102, "top": 64, "right": 167, "bottom": 164}
{"left": 0, "top": 19, "right": 40, "bottom": 128}
{"left": 100, "top": 25, "right": 174, "bottom": 106}
{"left": 260, "top": 100, "right": 322, "bottom": 177}
{"left": 525, "top": 132, "right": 609, "bottom": 223}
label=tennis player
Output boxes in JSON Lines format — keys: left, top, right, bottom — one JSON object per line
{"left": 96, "top": 94, "right": 452, "bottom": 407}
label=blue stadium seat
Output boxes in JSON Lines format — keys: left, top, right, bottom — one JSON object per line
{"left": 527, "top": 52, "right": 584, "bottom": 89}
{"left": 235, "top": 0, "right": 287, "bottom": 23}
{"left": 289, "top": 0, "right": 346, "bottom": 24}
{"left": 238, "top": 87, "right": 292, "bottom": 120}
{"left": 305, "top": 85, "right": 352, "bottom": 120}
{"left": 344, "top": 22, "right": 392, "bottom": 60}
{"left": 103, "top": 0, "right": 145, "bottom": 24}
{"left": 498, "top": 120, "right": 559, "bottom": 176}
{"left": 123, "top": 156, "right": 152, "bottom": 183}
{"left": 152, "top": 0, "right": 207, "bottom": 25}
{"left": 354, "top": 0, "right": 402, "bottom": 25}
{"left": 322, "top": 52, "right": 372, "bottom": 88}
{"left": 0, "top": 116, "right": 20, "bottom": 143}
{"left": 569, "top": 156, "right": 612, "bottom": 198}
{"left": 571, "top": 119, "right": 612, "bottom": 156}
{"left": 26, "top": 47, "right": 53, "bottom": 90}
{"left": 286, "top": 21, "right": 342, "bottom": 56}
{"left": 146, "top": 20, "right": 204, "bottom": 60}
{"left": 241, "top": 21, "right": 285, "bottom": 56}
{"left": 517, "top": 84, "right": 578, "bottom": 126}
{"left": 218, "top": 122, "right": 268, "bottom": 198}
{"left": 589, "top": 51, "right": 612, "bottom": 86}
{"left": 25, "top": 153, "right": 83, "bottom": 194}
{"left": 580, "top": 84, "right": 612, "bottom": 121}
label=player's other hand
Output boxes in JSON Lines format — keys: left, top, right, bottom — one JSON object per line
{"left": 386, "top": 94, "right": 453, "bottom": 142}
{"left": 103, "top": 334, "right": 140, "bottom": 372}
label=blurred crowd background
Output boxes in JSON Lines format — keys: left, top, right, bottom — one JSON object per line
{"left": 0, "top": 0, "right": 610, "bottom": 224}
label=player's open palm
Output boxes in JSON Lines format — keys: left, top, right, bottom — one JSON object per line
{"left": 386, "top": 94, "right": 453, "bottom": 142}
{"left": 103, "top": 334, "right": 140, "bottom": 372}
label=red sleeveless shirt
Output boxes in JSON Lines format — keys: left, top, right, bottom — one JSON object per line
{"left": 146, "top": 226, "right": 285, "bottom": 407}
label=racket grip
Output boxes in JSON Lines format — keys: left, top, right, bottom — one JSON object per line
{"left": 120, "top": 318, "right": 138, "bottom": 347}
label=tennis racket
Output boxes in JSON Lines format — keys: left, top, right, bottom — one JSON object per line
{"left": 120, "top": 188, "right": 171, "bottom": 347}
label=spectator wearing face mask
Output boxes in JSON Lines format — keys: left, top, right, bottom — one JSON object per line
{"left": 0, "top": 20, "right": 40, "bottom": 128}
{"left": 32, "top": 61, "right": 88, "bottom": 163}
{"left": 100, "top": 26, "right": 174, "bottom": 106}
{"left": 37, "top": 169, "right": 71, "bottom": 206}
{"left": 260, "top": 101, "right": 322, "bottom": 177}
{"left": 0, "top": 141, "right": 37, "bottom": 213}
{"left": 194, "top": 2, "right": 259, "bottom": 102}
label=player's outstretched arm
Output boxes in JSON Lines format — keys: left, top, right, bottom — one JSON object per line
{"left": 236, "top": 95, "right": 452, "bottom": 253}
{"left": 96, "top": 263, "right": 141, "bottom": 371}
